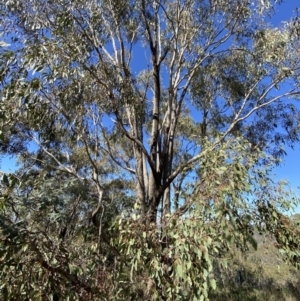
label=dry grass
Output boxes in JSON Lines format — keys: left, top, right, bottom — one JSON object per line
{"left": 209, "top": 232, "right": 300, "bottom": 301}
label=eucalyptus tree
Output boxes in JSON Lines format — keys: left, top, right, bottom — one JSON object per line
{"left": 1, "top": 0, "right": 300, "bottom": 300}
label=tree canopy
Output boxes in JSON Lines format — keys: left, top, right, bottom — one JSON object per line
{"left": 1, "top": 0, "right": 300, "bottom": 300}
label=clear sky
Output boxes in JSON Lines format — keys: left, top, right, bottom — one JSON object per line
{"left": 269, "top": 2, "right": 300, "bottom": 199}
{"left": 1, "top": 1, "right": 299, "bottom": 205}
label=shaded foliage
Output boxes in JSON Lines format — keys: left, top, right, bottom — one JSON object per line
{"left": 0, "top": 0, "right": 300, "bottom": 300}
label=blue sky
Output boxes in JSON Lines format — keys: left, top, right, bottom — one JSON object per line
{"left": 271, "top": 1, "right": 299, "bottom": 26}
{"left": 269, "top": 2, "right": 300, "bottom": 197}
{"left": 1, "top": 1, "right": 300, "bottom": 204}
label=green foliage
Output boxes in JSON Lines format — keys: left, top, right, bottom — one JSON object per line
{"left": 0, "top": 0, "right": 300, "bottom": 300}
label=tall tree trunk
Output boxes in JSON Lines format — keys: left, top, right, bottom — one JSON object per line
{"left": 134, "top": 145, "right": 146, "bottom": 214}
{"left": 161, "top": 91, "right": 177, "bottom": 217}
{"left": 126, "top": 104, "right": 147, "bottom": 214}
